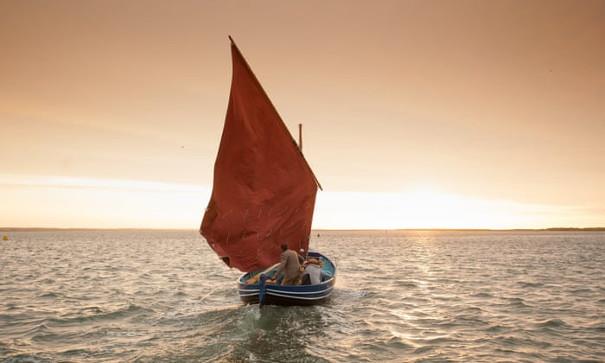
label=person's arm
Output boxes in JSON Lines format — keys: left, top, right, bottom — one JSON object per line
{"left": 276, "top": 252, "right": 287, "bottom": 275}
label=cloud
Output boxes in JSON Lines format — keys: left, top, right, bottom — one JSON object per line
{"left": 0, "top": 174, "right": 205, "bottom": 193}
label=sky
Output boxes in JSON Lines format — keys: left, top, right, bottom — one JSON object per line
{"left": 1, "top": 0, "right": 604, "bottom": 229}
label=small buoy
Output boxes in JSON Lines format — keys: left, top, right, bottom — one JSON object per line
{"left": 2, "top": 235, "right": 8, "bottom": 241}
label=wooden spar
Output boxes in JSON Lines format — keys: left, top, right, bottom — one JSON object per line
{"left": 298, "top": 123, "right": 303, "bottom": 151}
{"left": 227, "top": 35, "right": 323, "bottom": 191}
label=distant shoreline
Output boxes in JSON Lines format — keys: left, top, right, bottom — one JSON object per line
{"left": 318, "top": 227, "right": 605, "bottom": 232}
{"left": 2, "top": 227, "right": 605, "bottom": 232}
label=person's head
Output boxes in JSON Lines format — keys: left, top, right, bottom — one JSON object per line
{"left": 280, "top": 243, "right": 288, "bottom": 252}
{"left": 299, "top": 248, "right": 305, "bottom": 255}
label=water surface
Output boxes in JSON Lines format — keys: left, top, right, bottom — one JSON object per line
{"left": 1, "top": 230, "right": 604, "bottom": 362}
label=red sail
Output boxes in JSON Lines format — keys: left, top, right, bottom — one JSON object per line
{"left": 201, "top": 39, "right": 319, "bottom": 272}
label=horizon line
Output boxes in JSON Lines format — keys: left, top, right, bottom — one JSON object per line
{"left": 2, "top": 227, "right": 605, "bottom": 232}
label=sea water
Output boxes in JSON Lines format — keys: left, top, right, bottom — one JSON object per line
{"left": 1, "top": 230, "right": 604, "bottom": 362}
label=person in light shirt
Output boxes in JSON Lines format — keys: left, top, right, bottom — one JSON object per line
{"left": 302, "top": 258, "right": 322, "bottom": 285}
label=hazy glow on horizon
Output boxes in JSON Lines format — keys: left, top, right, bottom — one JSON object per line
{"left": 0, "top": 175, "right": 600, "bottom": 229}
{"left": 1, "top": 1, "right": 604, "bottom": 229}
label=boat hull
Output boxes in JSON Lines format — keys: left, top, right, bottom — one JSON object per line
{"left": 238, "top": 252, "right": 336, "bottom": 306}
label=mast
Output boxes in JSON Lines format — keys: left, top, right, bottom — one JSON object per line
{"left": 298, "top": 123, "right": 303, "bottom": 151}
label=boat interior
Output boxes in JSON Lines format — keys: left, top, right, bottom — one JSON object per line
{"left": 240, "top": 252, "right": 335, "bottom": 286}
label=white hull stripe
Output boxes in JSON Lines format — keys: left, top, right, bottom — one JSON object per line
{"left": 239, "top": 289, "right": 260, "bottom": 293}
{"left": 239, "top": 286, "right": 333, "bottom": 295}
{"left": 239, "top": 290, "right": 333, "bottom": 300}
{"left": 266, "top": 291, "right": 333, "bottom": 300}
{"left": 266, "top": 286, "right": 333, "bottom": 295}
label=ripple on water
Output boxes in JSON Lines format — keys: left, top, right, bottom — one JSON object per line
{"left": 470, "top": 291, "right": 493, "bottom": 298}
{"left": 534, "top": 318, "right": 572, "bottom": 329}
{"left": 48, "top": 304, "right": 152, "bottom": 326}
{"left": 517, "top": 281, "right": 544, "bottom": 288}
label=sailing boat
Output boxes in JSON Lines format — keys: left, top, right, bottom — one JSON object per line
{"left": 200, "top": 37, "right": 336, "bottom": 306}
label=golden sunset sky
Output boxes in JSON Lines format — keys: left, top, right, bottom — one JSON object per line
{"left": 1, "top": 0, "right": 604, "bottom": 229}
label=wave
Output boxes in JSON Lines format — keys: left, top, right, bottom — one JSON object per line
{"left": 37, "top": 292, "right": 60, "bottom": 299}
{"left": 470, "top": 291, "right": 493, "bottom": 298}
{"left": 393, "top": 280, "right": 419, "bottom": 288}
{"left": 534, "top": 318, "right": 571, "bottom": 329}
{"left": 568, "top": 287, "right": 593, "bottom": 294}
{"left": 3, "top": 354, "right": 53, "bottom": 363}
{"left": 517, "top": 281, "right": 544, "bottom": 288}
{"left": 385, "top": 336, "right": 414, "bottom": 350}
{"left": 47, "top": 304, "right": 153, "bottom": 326}
{"left": 486, "top": 324, "right": 509, "bottom": 333}
{"left": 504, "top": 297, "right": 532, "bottom": 308}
